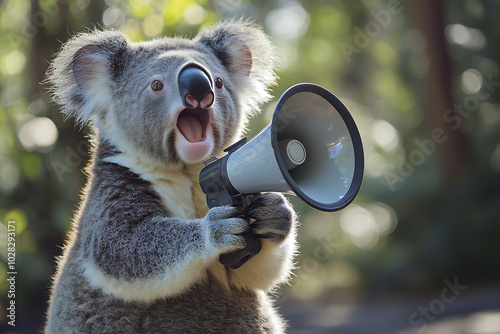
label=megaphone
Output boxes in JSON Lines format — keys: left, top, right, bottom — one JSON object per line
{"left": 200, "top": 83, "right": 364, "bottom": 269}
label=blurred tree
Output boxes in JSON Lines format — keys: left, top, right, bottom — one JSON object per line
{"left": 410, "top": 0, "right": 467, "bottom": 183}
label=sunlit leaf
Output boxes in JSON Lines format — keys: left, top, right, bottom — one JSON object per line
{"left": 3, "top": 209, "right": 27, "bottom": 234}
{"left": 21, "top": 154, "right": 42, "bottom": 180}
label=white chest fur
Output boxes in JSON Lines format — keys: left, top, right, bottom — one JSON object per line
{"left": 148, "top": 171, "right": 196, "bottom": 219}
{"left": 103, "top": 153, "right": 206, "bottom": 219}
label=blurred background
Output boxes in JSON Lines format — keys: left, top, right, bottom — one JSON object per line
{"left": 1, "top": 0, "right": 500, "bottom": 333}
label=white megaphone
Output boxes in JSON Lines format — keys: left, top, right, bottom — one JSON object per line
{"left": 200, "top": 83, "right": 364, "bottom": 269}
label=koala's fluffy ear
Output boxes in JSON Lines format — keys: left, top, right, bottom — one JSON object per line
{"left": 196, "top": 21, "right": 278, "bottom": 115}
{"left": 46, "top": 30, "right": 129, "bottom": 125}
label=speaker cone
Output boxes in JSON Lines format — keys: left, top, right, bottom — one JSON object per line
{"left": 270, "top": 83, "right": 364, "bottom": 211}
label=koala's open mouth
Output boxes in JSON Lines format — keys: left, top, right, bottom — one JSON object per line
{"left": 176, "top": 108, "right": 210, "bottom": 143}
{"left": 174, "top": 108, "right": 213, "bottom": 163}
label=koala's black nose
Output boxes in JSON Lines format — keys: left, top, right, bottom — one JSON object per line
{"left": 178, "top": 66, "right": 214, "bottom": 109}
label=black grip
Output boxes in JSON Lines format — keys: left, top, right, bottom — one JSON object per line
{"left": 219, "top": 230, "right": 262, "bottom": 270}
{"left": 200, "top": 147, "right": 262, "bottom": 270}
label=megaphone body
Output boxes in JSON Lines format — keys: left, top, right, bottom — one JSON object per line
{"left": 200, "top": 83, "right": 364, "bottom": 269}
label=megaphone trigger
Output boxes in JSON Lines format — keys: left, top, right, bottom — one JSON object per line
{"left": 219, "top": 230, "right": 262, "bottom": 270}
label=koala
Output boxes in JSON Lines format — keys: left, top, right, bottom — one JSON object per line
{"left": 45, "top": 21, "right": 298, "bottom": 333}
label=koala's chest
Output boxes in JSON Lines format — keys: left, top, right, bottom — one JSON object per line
{"left": 149, "top": 172, "right": 208, "bottom": 220}
{"left": 105, "top": 153, "right": 208, "bottom": 219}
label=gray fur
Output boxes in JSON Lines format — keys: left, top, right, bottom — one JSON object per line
{"left": 46, "top": 21, "right": 297, "bottom": 333}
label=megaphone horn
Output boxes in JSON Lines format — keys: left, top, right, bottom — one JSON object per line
{"left": 200, "top": 83, "right": 364, "bottom": 269}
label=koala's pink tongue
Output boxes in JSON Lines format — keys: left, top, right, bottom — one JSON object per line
{"left": 177, "top": 116, "right": 204, "bottom": 143}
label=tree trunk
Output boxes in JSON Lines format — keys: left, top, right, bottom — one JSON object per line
{"left": 409, "top": 0, "right": 467, "bottom": 184}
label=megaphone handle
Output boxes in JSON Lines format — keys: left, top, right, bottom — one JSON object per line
{"left": 219, "top": 230, "right": 262, "bottom": 270}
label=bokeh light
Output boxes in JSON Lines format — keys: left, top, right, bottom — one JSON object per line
{"left": 17, "top": 116, "right": 58, "bottom": 152}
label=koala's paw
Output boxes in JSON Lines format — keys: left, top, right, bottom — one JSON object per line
{"left": 206, "top": 206, "right": 248, "bottom": 253}
{"left": 248, "top": 193, "right": 295, "bottom": 243}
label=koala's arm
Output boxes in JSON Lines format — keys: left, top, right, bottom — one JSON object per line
{"left": 224, "top": 193, "right": 298, "bottom": 291}
{"left": 80, "top": 150, "right": 247, "bottom": 302}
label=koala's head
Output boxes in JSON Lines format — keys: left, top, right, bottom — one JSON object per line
{"left": 47, "top": 22, "right": 277, "bottom": 165}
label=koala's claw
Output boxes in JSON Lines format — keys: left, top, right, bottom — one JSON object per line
{"left": 207, "top": 206, "right": 249, "bottom": 252}
{"left": 207, "top": 206, "right": 245, "bottom": 221}
{"left": 247, "top": 193, "right": 294, "bottom": 243}
{"left": 247, "top": 193, "right": 281, "bottom": 210}
{"left": 251, "top": 219, "right": 289, "bottom": 242}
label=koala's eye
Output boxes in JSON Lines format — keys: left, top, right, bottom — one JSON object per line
{"left": 151, "top": 80, "right": 164, "bottom": 92}
{"left": 215, "top": 78, "right": 223, "bottom": 89}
